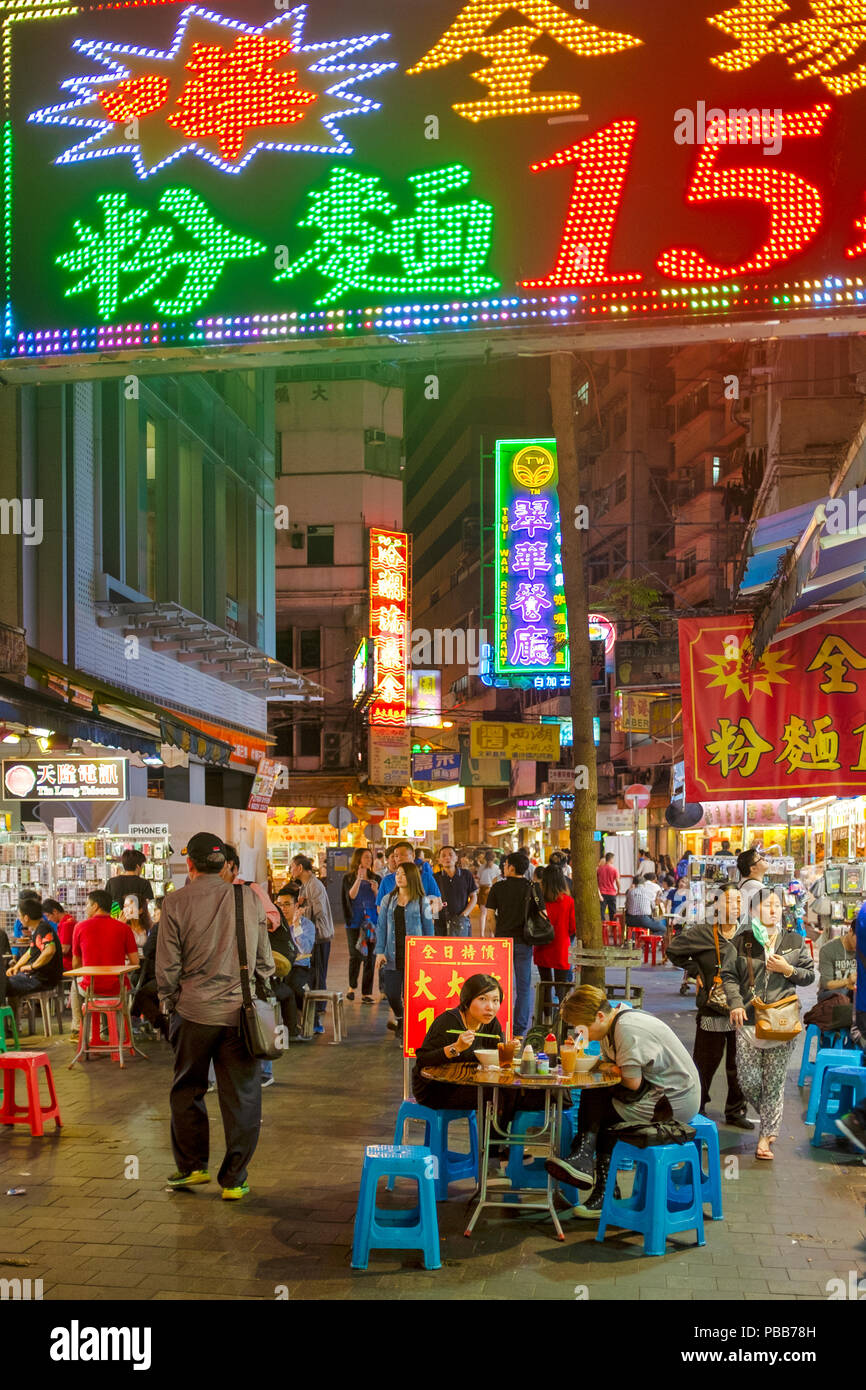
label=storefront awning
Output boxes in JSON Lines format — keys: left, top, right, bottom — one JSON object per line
{"left": 0, "top": 675, "right": 159, "bottom": 757}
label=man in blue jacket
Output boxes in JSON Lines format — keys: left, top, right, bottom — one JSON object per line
{"left": 836, "top": 901, "right": 866, "bottom": 1152}
{"left": 376, "top": 842, "right": 441, "bottom": 915}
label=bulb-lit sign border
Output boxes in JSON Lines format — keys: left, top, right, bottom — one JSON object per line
{"left": 4, "top": 0, "right": 866, "bottom": 364}
{"left": 369, "top": 526, "right": 409, "bottom": 727}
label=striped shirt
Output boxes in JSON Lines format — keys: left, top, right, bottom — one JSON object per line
{"left": 626, "top": 880, "right": 660, "bottom": 916}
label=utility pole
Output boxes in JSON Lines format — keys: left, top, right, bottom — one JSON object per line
{"left": 549, "top": 352, "right": 602, "bottom": 986}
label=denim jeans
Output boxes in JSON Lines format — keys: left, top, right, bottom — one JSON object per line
{"left": 445, "top": 915, "right": 471, "bottom": 938}
{"left": 855, "top": 1011, "right": 866, "bottom": 1125}
{"left": 382, "top": 967, "right": 404, "bottom": 1022}
{"left": 512, "top": 939, "right": 534, "bottom": 1037}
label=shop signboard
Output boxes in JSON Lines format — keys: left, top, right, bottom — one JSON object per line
{"left": 680, "top": 612, "right": 866, "bottom": 799}
{"left": 412, "top": 751, "right": 461, "bottom": 782}
{"left": 247, "top": 757, "right": 282, "bottom": 813}
{"left": 649, "top": 695, "right": 682, "bottom": 741}
{"left": 368, "top": 728, "right": 412, "bottom": 786}
{"left": 470, "top": 721, "right": 560, "bottom": 760}
{"left": 699, "top": 799, "right": 788, "bottom": 828}
{"left": 495, "top": 439, "right": 566, "bottom": 680}
{"left": 369, "top": 527, "right": 410, "bottom": 727}
{"left": 127, "top": 822, "right": 170, "bottom": 837}
{"left": 351, "top": 639, "right": 370, "bottom": 705}
{"left": 597, "top": 807, "right": 634, "bottom": 832}
{"left": 410, "top": 670, "right": 442, "bottom": 726}
{"left": 402, "top": 935, "right": 513, "bottom": 1058}
{"left": 459, "top": 734, "right": 509, "bottom": 788}
{"left": 614, "top": 691, "right": 663, "bottom": 734}
{"left": 7, "top": 3, "right": 866, "bottom": 371}
{"left": 616, "top": 640, "right": 680, "bottom": 688}
{"left": 2, "top": 756, "right": 127, "bottom": 801}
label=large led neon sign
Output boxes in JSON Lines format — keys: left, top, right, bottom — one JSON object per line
{"left": 4, "top": 0, "right": 866, "bottom": 363}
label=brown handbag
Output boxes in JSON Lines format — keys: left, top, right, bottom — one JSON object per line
{"left": 704, "top": 926, "right": 729, "bottom": 1014}
{"left": 745, "top": 943, "right": 802, "bottom": 1042}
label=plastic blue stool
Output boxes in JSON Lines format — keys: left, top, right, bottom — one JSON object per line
{"left": 597, "top": 1140, "right": 706, "bottom": 1257}
{"left": 811, "top": 1066, "right": 866, "bottom": 1148}
{"left": 799, "top": 1025, "right": 851, "bottom": 1087}
{"left": 389, "top": 1100, "right": 478, "bottom": 1201}
{"left": 668, "top": 1114, "right": 723, "bottom": 1220}
{"left": 807, "top": 1047, "right": 863, "bottom": 1124}
{"left": 505, "top": 1106, "right": 582, "bottom": 1206}
{"left": 351, "top": 1144, "right": 441, "bottom": 1270}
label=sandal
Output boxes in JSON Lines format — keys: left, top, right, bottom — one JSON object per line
{"left": 755, "top": 1138, "right": 774, "bottom": 1160}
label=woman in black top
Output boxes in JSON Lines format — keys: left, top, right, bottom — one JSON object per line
{"left": 414, "top": 974, "right": 504, "bottom": 1109}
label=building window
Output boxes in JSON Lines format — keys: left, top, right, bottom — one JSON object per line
{"left": 712, "top": 455, "right": 721, "bottom": 486}
{"left": 145, "top": 418, "right": 158, "bottom": 599}
{"left": 615, "top": 473, "right": 627, "bottom": 505}
{"left": 298, "top": 628, "right": 321, "bottom": 669}
{"left": 275, "top": 627, "right": 293, "bottom": 667}
{"left": 307, "top": 524, "right": 334, "bottom": 566}
{"left": 680, "top": 550, "right": 697, "bottom": 582}
{"left": 297, "top": 723, "right": 320, "bottom": 758}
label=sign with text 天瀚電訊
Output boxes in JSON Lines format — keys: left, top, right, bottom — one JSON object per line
{"left": 5, "top": 0, "right": 866, "bottom": 367}
{"left": 679, "top": 612, "right": 866, "bottom": 800}
{"left": 402, "top": 934, "right": 513, "bottom": 1057}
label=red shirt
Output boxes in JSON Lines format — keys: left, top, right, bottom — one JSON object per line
{"left": 597, "top": 862, "right": 619, "bottom": 896}
{"left": 55, "top": 914, "right": 76, "bottom": 964}
{"left": 533, "top": 893, "right": 575, "bottom": 969}
{"left": 71, "top": 915, "right": 138, "bottom": 994}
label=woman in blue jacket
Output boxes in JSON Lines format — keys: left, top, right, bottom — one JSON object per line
{"left": 375, "top": 861, "right": 434, "bottom": 1037}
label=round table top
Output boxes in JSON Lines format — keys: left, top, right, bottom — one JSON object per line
{"left": 63, "top": 965, "right": 132, "bottom": 977}
{"left": 421, "top": 1061, "right": 622, "bottom": 1090}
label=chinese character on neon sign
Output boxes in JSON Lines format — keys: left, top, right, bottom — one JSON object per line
{"left": 369, "top": 527, "right": 409, "bottom": 727}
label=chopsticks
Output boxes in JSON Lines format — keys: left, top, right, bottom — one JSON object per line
{"left": 446, "top": 1029, "right": 501, "bottom": 1039}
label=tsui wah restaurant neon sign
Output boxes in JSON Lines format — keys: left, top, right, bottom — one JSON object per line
{"left": 4, "top": 0, "right": 866, "bottom": 362}
{"left": 369, "top": 526, "right": 409, "bottom": 727}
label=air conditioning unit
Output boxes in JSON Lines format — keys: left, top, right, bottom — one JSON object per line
{"left": 290, "top": 525, "right": 304, "bottom": 550}
{"left": 365, "top": 428, "right": 386, "bottom": 446}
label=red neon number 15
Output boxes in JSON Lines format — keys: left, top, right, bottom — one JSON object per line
{"left": 522, "top": 104, "right": 831, "bottom": 288}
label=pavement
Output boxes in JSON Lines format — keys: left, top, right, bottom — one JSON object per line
{"left": 2, "top": 928, "right": 865, "bottom": 1302}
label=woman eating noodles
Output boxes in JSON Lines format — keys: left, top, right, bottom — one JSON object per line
{"left": 413, "top": 974, "right": 504, "bottom": 1109}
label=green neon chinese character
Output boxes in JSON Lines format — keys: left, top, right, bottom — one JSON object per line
{"left": 278, "top": 163, "right": 499, "bottom": 305}
{"left": 56, "top": 187, "right": 267, "bottom": 321}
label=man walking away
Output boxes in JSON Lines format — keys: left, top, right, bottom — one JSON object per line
{"left": 435, "top": 846, "right": 477, "bottom": 938}
{"left": 157, "top": 833, "right": 273, "bottom": 1200}
{"left": 597, "top": 852, "right": 620, "bottom": 923}
{"left": 291, "top": 855, "right": 334, "bottom": 1035}
{"left": 485, "top": 851, "right": 532, "bottom": 1037}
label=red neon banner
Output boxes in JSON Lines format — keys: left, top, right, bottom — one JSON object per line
{"left": 402, "top": 935, "right": 513, "bottom": 1059}
{"left": 680, "top": 612, "right": 866, "bottom": 800}
{"left": 369, "top": 526, "right": 409, "bottom": 727}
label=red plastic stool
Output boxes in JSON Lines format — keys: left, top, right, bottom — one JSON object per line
{"left": 642, "top": 935, "right": 663, "bottom": 965}
{"left": 0, "top": 1051, "right": 62, "bottom": 1136}
{"left": 629, "top": 928, "right": 650, "bottom": 949}
{"left": 81, "top": 995, "right": 134, "bottom": 1066}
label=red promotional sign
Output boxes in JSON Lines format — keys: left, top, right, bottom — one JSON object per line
{"left": 402, "top": 936, "right": 513, "bottom": 1059}
{"left": 679, "top": 612, "right": 866, "bottom": 800}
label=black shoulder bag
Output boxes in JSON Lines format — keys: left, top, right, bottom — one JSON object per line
{"left": 605, "top": 1011, "right": 696, "bottom": 1148}
{"left": 523, "top": 881, "right": 555, "bottom": 946}
{"left": 234, "top": 885, "right": 281, "bottom": 1060}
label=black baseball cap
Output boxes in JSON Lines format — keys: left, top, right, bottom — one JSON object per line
{"left": 183, "top": 832, "right": 226, "bottom": 864}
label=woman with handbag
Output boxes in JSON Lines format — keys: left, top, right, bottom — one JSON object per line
{"left": 341, "top": 847, "right": 380, "bottom": 1002}
{"left": 666, "top": 882, "right": 753, "bottom": 1130}
{"left": 375, "top": 862, "right": 435, "bottom": 1038}
{"left": 532, "top": 863, "right": 575, "bottom": 1021}
{"left": 722, "top": 887, "right": 814, "bottom": 1160}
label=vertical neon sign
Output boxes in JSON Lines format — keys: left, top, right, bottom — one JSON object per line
{"left": 369, "top": 526, "right": 409, "bottom": 726}
{"left": 495, "top": 438, "right": 567, "bottom": 679}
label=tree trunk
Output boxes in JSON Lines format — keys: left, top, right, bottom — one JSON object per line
{"left": 549, "top": 352, "right": 603, "bottom": 988}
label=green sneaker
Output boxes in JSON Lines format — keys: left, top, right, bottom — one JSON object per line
{"left": 221, "top": 1181, "right": 250, "bottom": 1201}
{"left": 167, "top": 1169, "right": 211, "bottom": 1188}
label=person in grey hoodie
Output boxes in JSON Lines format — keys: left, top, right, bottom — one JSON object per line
{"left": 722, "top": 887, "right": 814, "bottom": 1160}
{"left": 666, "top": 882, "right": 754, "bottom": 1131}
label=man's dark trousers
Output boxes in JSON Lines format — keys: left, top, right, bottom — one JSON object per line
{"left": 170, "top": 1015, "right": 261, "bottom": 1189}
{"left": 311, "top": 938, "right": 331, "bottom": 1019}
{"left": 692, "top": 1024, "right": 746, "bottom": 1119}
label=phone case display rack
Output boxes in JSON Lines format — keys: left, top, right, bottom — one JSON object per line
{"left": 684, "top": 855, "right": 796, "bottom": 924}
{"left": 806, "top": 858, "right": 866, "bottom": 927}
{"left": 0, "top": 831, "right": 171, "bottom": 929}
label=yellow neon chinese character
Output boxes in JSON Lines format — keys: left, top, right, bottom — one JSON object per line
{"left": 774, "top": 714, "right": 840, "bottom": 771}
{"left": 705, "top": 717, "right": 773, "bottom": 777}
{"left": 407, "top": 0, "right": 642, "bottom": 122}
{"left": 806, "top": 634, "right": 866, "bottom": 693}
{"left": 413, "top": 970, "right": 435, "bottom": 1001}
{"left": 446, "top": 969, "right": 465, "bottom": 999}
{"left": 461, "top": 943, "right": 477, "bottom": 960}
{"left": 710, "top": 0, "right": 866, "bottom": 96}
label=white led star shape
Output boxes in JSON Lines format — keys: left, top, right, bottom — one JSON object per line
{"left": 27, "top": 3, "right": 396, "bottom": 178}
